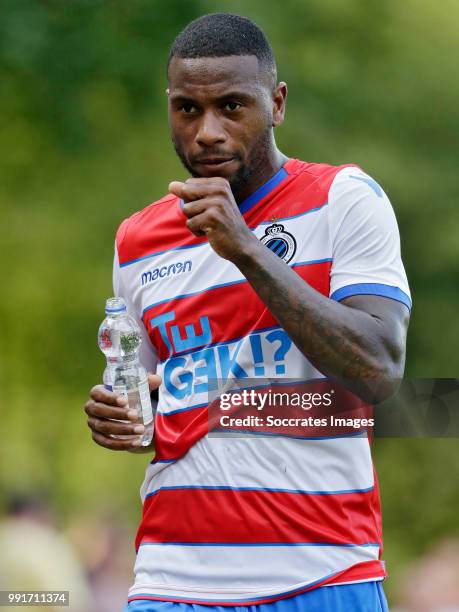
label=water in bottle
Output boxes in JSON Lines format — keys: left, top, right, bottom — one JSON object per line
{"left": 98, "top": 297, "right": 154, "bottom": 446}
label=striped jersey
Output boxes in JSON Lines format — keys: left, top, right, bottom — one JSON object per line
{"left": 113, "top": 159, "right": 411, "bottom": 605}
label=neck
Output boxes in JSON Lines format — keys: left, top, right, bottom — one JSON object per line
{"left": 234, "top": 147, "right": 289, "bottom": 204}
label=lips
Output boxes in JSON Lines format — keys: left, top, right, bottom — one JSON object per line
{"left": 195, "top": 157, "right": 234, "bottom": 166}
{"left": 193, "top": 157, "right": 237, "bottom": 175}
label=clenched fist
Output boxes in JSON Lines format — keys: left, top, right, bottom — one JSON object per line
{"left": 169, "top": 177, "right": 259, "bottom": 263}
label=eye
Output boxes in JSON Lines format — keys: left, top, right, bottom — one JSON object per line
{"left": 224, "top": 101, "right": 242, "bottom": 112}
{"left": 180, "top": 102, "right": 198, "bottom": 114}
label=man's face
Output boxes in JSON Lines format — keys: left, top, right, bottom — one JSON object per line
{"left": 167, "top": 55, "right": 281, "bottom": 198}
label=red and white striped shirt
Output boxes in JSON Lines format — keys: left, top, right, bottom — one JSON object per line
{"left": 114, "top": 159, "right": 411, "bottom": 605}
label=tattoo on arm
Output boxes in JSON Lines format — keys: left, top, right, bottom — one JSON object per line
{"left": 235, "top": 244, "right": 409, "bottom": 400}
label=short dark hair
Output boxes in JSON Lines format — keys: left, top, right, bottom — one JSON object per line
{"left": 168, "top": 13, "right": 277, "bottom": 85}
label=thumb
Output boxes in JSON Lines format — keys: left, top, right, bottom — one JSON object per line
{"left": 148, "top": 373, "right": 162, "bottom": 390}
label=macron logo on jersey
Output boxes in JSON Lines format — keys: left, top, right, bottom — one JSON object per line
{"left": 141, "top": 260, "right": 192, "bottom": 286}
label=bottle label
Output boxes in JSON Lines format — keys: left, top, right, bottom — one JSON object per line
{"left": 139, "top": 379, "right": 153, "bottom": 425}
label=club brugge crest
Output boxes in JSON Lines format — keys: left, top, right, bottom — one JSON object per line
{"left": 260, "top": 223, "right": 296, "bottom": 263}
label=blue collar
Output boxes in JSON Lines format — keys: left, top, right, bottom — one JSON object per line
{"left": 238, "top": 164, "right": 289, "bottom": 215}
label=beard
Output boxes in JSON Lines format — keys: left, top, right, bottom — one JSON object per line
{"left": 171, "top": 127, "right": 272, "bottom": 203}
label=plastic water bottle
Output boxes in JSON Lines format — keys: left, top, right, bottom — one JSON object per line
{"left": 98, "top": 297, "right": 154, "bottom": 446}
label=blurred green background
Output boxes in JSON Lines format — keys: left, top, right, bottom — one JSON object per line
{"left": 1, "top": 0, "right": 458, "bottom": 606}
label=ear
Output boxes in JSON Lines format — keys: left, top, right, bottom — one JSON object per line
{"left": 272, "top": 82, "right": 287, "bottom": 128}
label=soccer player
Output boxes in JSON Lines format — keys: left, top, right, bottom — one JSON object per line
{"left": 84, "top": 13, "right": 411, "bottom": 611}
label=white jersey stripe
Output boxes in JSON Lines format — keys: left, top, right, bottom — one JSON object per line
{"left": 142, "top": 257, "right": 330, "bottom": 317}
{"left": 140, "top": 435, "right": 374, "bottom": 502}
{"left": 129, "top": 542, "right": 380, "bottom": 601}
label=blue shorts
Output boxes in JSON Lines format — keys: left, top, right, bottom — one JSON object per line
{"left": 124, "top": 581, "right": 389, "bottom": 612}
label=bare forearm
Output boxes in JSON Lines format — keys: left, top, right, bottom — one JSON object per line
{"left": 234, "top": 241, "right": 403, "bottom": 400}
{"left": 169, "top": 176, "right": 407, "bottom": 401}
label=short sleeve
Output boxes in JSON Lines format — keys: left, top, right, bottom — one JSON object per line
{"left": 328, "top": 166, "right": 411, "bottom": 310}
{"left": 113, "top": 243, "right": 159, "bottom": 372}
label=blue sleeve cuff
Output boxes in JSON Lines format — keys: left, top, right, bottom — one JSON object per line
{"left": 330, "top": 283, "right": 412, "bottom": 311}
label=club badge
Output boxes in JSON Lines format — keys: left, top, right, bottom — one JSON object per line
{"left": 260, "top": 223, "right": 296, "bottom": 263}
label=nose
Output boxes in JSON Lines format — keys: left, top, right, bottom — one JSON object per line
{"left": 195, "top": 111, "right": 226, "bottom": 147}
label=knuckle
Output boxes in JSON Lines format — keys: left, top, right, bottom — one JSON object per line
{"left": 92, "top": 431, "right": 113, "bottom": 450}
{"left": 90, "top": 384, "right": 102, "bottom": 398}
{"left": 87, "top": 400, "right": 101, "bottom": 417}
{"left": 215, "top": 177, "right": 229, "bottom": 191}
{"left": 186, "top": 218, "right": 198, "bottom": 232}
{"left": 182, "top": 204, "right": 193, "bottom": 218}
{"left": 98, "top": 420, "right": 110, "bottom": 435}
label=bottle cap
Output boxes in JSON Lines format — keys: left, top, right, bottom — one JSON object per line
{"left": 105, "top": 297, "right": 127, "bottom": 314}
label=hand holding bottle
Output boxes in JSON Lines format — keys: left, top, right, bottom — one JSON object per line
{"left": 85, "top": 373, "right": 161, "bottom": 453}
{"left": 86, "top": 296, "right": 160, "bottom": 452}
